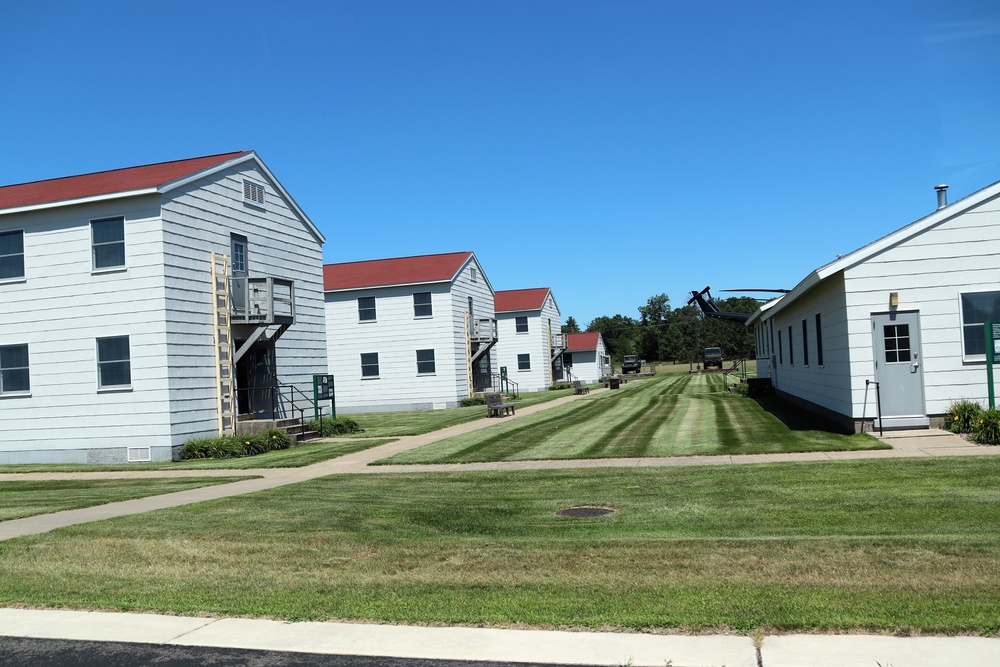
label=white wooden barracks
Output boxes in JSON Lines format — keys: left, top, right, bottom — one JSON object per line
{"left": 0, "top": 151, "right": 326, "bottom": 463}
{"left": 747, "top": 180, "right": 1000, "bottom": 431}
{"left": 493, "top": 288, "right": 565, "bottom": 392}
{"left": 323, "top": 251, "right": 497, "bottom": 412}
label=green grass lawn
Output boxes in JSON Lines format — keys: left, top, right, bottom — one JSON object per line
{"left": 0, "top": 477, "right": 254, "bottom": 521}
{"left": 341, "top": 385, "right": 597, "bottom": 438}
{"left": 0, "top": 439, "right": 395, "bottom": 474}
{"left": 378, "top": 372, "right": 884, "bottom": 464}
{"left": 2, "top": 458, "right": 998, "bottom": 633}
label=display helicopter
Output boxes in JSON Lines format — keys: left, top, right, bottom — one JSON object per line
{"left": 686, "top": 286, "right": 789, "bottom": 324}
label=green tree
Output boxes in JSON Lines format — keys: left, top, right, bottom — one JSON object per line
{"left": 586, "top": 314, "right": 640, "bottom": 361}
{"left": 638, "top": 293, "right": 671, "bottom": 361}
{"left": 562, "top": 316, "right": 581, "bottom": 333}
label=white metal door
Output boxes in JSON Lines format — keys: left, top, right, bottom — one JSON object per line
{"left": 872, "top": 311, "right": 928, "bottom": 428}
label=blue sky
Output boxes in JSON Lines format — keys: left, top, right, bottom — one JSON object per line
{"left": 3, "top": 1, "right": 1000, "bottom": 327}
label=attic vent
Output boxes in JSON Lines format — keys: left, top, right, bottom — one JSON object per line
{"left": 127, "top": 447, "right": 151, "bottom": 462}
{"left": 243, "top": 180, "right": 265, "bottom": 207}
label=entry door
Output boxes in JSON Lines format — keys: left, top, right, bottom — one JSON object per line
{"left": 230, "top": 234, "right": 248, "bottom": 315}
{"left": 871, "top": 311, "right": 928, "bottom": 427}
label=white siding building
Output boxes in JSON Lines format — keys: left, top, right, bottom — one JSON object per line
{"left": 564, "top": 332, "right": 611, "bottom": 384}
{"left": 0, "top": 151, "right": 327, "bottom": 463}
{"left": 494, "top": 288, "right": 565, "bottom": 392}
{"left": 747, "top": 181, "right": 1000, "bottom": 432}
{"left": 324, "top": 251, "right": 497, "bottom": 412}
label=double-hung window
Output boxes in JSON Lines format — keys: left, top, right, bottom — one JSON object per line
{"left": 92, "top": 217, "right": 125, "bottom": 270}
{"left": 517, "top": 353, "right": 531, "bottom": 371}
{"left": 515, "top": 316, "right": 528, "bottom": 333}
{"left": 960, "top": 291, "right": 1000, "bottom": 359}
{"left": 802, "top": 319, "right": 809, "bottom": 366}
{"left": 361, "top": 352, "right": 379, "bottom": 378}
{"left": 358, "top": 297, "right": 376, "bottom": 322}
{"left": 97, "top": 336, "right": 131, "bottom": 389}
{"left": 0, "top": 344, "right": 29, "bottom": 395}
{"left": 788, "top": 325, "right": 794, "bottom": 366}
{"left": 413, "top": 292, "right": 432, "bottom": 318}
{"left": 416, "top": 349, "right": 436, "bottom": 374}
{"left": 815, "top": 313, "right": 824, "bottom": 366}
{"left": 0, "top": 230, "right": 25, "bottom": 280}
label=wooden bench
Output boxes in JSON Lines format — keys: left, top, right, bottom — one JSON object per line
{"left": 573, "top": 380, "right": 590, "bottom": 395}
{"left": 486, "top": 392, "right": 515, "bottom": 417}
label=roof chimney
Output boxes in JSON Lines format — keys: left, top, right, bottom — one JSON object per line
{"left": 935, "top": 184, "right": 948, "bottom": 210}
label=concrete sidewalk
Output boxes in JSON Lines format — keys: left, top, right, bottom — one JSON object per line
{"left": 1, "top": 608, "right": 998, "bottom": 667}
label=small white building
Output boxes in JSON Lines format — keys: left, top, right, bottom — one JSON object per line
{"left": 494, "top": 288, "right": 566, "bottom": 392}
{"left": 564, "top": 332, "right": 611, "bottom": 384}
{"left": 0, "top": 151, "right": 327, "bottom": 463}
{"left": 323, "top": 251, "right": 497, "bottom": 412}
{"left": 747, "top": 181, "right": 1000, "bottom": 432}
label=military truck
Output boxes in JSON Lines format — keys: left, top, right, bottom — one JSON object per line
{"left": 621, "top": 354, "right": 642, "bottom": 374}
{"left": 703, "top": 347, "right": 723, "bottom": 369}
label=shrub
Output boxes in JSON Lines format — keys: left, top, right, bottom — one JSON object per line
{"left": 240, "top": 434, "right": 270, "bottom": 456}
{"left": 946, "top": 399, "right": 984, "bottom": 434}
{"left": 732, "top": 382, "right": 750, "bottom": 397}
{"left": 306, "top": 416, "right": 362, "bottom": 437}
{"left": 261, "top": 427, "right": 292, "bottom": 450}
{"left": 209, "top": 436, "right": 245, "bottom": 459}
{"left": 460, "top": 395, "right": 486, "bottom": 407}
{"left": 549, "top": 383, "right": 572, "bottom": 391}
{"left": 179, "top": 438, "right": 214, "bottom": 460}
{"left": 971, "top": 408, "right": 1000, "bottom": 446}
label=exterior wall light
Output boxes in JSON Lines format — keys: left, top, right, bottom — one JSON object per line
{"left": 889, "top": 292, "right": 899, "bottom": 308}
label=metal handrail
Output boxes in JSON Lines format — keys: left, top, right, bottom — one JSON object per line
{"left": 490, "top": 373, "right": 519, "bottom": 398}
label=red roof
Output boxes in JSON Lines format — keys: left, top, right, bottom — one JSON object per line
{"left": 566, "top": 332, "right": 601, "bottom": 351}
{"left": 324, "top": 251, "right": 474, "bottom": 291}
{"left": 0, "top": 151, "right": 250, "bottom": 211}
{"left": 494, "top": 288, "right": 550, "bottom": 313}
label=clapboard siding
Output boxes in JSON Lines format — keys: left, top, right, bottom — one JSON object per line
{"left": 161, "top": 163, "right": 326, "bottom": 442}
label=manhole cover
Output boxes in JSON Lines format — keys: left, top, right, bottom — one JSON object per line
{"left": 554, "top": 506, "right": 614, "bottom": 518}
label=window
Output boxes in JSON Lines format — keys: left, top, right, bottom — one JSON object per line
{"left": 243, "top": 179, "right": 265, "bottom": 207}
{"left": 517, "top": 353, "right": 531, "bottom": 371}
{"left": 361, "top": 352, "right": 379, "bottom": 378}
{"left": 883, "top": 324, "right": 912, "bottom": 363}
{"left": 778, "top": 329, "right": 783, "bottom": 365}
{"left": 961, "top": 291, "right": 1000, "bottom": 358}
{"left": 358, "top": 297, "right": 376, "bottom": 322}
{"left": 563, "top": 352, "right": 573, "bottom": 367}
{"left": 0, "top": 344, "right": 29, "bottom": 394}
{"left": 92, "top": 217, "right": 125, "bottom": 270}
{"left": 0, "top": 230, "right": 24, "bottom": 280}
{"left": 231, "top": 234, "right": 248, "bottom": 274}
{"left": 802, "top": 319, "right": 809, "bottom": 366}
{"left": 815, "top": 313, "right": 824, "bottom": 366}
{"left": 413, "top": 292, "right": 432, "bottom": 318}
{"left": 788, "top": 325, "right": 794, "bottom": 365}
{"left": 515, "top": 316, "right": 528, "bottom": 333}
{"left": 97, "top": 336, "right": 131, "bottom": 388}
{"left": 470, "top": 267, "right": 477, "bottom": 282}
{"left": 416, "top": 349, "right": 435, "bottom": 374}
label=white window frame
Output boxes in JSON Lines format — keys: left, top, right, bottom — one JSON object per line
{"left": 361, "top": 352, "right": 380, "bottom": 379}
{"left": 0, "top": 229, "right": 25, "bottom": 282}
{"left": 0, "top": 343, "right": 30, "bottom": 396}
{"left": 358, "top": 297, "right": 376, "bottom": 322}
{"left": 960, "top": 290, "right": 1000, "bottom": 361}
{"left": 96, "top": 335, "right": 132, "bottom": 390}
{"left": 517, "top": 353, "right": 531, "bottom": 371}
{"left": 416, "top": 349, "right": 436, "bottom": 375}
{"left": 91, "top": 217, "right": 126, "bottom": 272}
{"left": 413, "top": 292, "right": 432, "bottom": 318}
{"left": 515, "top": 316, "right": 529, "bottom": 333}
{"left": 243, "top": 179, "right": 265, "bottom": 208}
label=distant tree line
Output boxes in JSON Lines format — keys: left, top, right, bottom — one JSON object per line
{"left": 563, "top": 293, "right": 759, "bottom": 364}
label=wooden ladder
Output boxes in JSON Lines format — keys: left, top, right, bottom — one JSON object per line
{"left": 211, "top": 252, "right": 235, "bottom": 435}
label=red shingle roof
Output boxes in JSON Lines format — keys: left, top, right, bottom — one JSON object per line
{"left": 324, "top": 251, "right": 474, "bottom": 291}
{"left": 494, "top": 288, "right": 551, "bottom": 313}
{"left": 566, "top": 332, "right": 601, "bottom": 351}
{"left": 0, "top": 151, "right": 250, "bottom": 211}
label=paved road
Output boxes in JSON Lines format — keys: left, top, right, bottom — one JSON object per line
{"left": 0, "top": 636, "right": 597, "bottom": 667}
